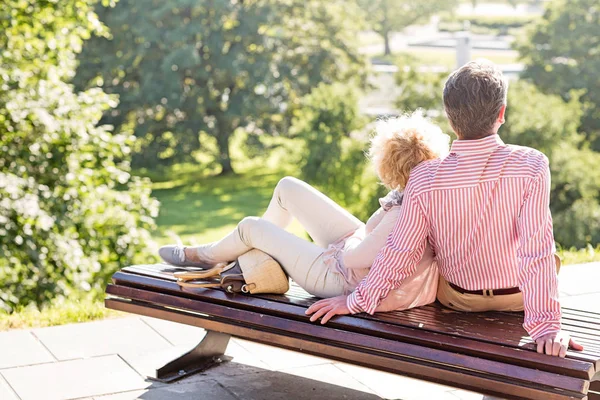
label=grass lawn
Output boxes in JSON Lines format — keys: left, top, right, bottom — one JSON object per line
{"left": 0, "top": 297, "right": 125, "bottom": 331}
{"left": 372, "top": 48, "right": 519, "bottom": 68}
{"left": 151, "top": 166, "right": 307, "bottom": 247}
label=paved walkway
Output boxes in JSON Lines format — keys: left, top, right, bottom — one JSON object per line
{"left": 1, "top": 262, "right": 599, "bottom": 400}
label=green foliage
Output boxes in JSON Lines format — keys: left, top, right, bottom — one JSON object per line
{"left": 500, "top": 81, "right": 600, "bottom": 247}
{"left": 357, "top": 0, "right": 458, "bottom": 55}
{"left": 0, "top": 0, "right": 158, "bottom": 312}
{"left": 394, "top": 54, "right": 450, "bottom": 132}
{"left": 291, "top": 83, "right": 385, "bottom": 221}
{"left": 75, "top": 0, "right": 367, "bottom": 174}
{"left": 292, "top": 83, "right": 365, "bottom": 205}
{"left": 517, "top": 0, "right": 600, "bottom": 150}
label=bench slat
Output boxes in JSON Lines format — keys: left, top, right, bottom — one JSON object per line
{"left": 116, "top": 266, "right": 600, "bottom": 365}
{"left": 105, "top": 286, "right": 589, "bottom": 399}
{"left": 110, "top": 270, "right": 596, "bottom": 379}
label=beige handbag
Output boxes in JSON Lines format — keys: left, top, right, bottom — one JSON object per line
{"left": 175, "top": 249, "right": 289, "bottom": 294}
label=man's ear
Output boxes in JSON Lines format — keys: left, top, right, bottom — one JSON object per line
{"left": 498, "top": 104, "right": 506, "bottom": 124}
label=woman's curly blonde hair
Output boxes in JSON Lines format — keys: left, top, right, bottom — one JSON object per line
{"left": 369, "top": 112, "right": 450, "bottom": 190}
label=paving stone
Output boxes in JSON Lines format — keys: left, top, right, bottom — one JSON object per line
{"left": 0, "top": 330, "right": 55, "bottom": 369}
{"left": 2, "top": 354, "right": 149, "bottom": 400}
{"left": 93, "top": 379, "right": 237, "bottom": 400}
{"left": 449, "top": 389, "right": 487, "bottom": 399}
{"left": 278, "top": 363, "right": 376, "bottom": 395}
{"left": 559, "top": 262, "right": 600, "bottom": 296}
{"left": 0, "top": 373, "right": 19, "bottom": 400}
{"left": 234, "top": 338, "right": 331, "bottom": 370}
{"left": 197, "top": 359, "right": 271, "bottom": 380}
{"left": 213, "top": 368, "right": 381, "bottom": 400}
{"left": 120, "top": 343, "right": 201, "bottom": 380}
{"left": 122, "top": 335, "right": 271, "bottom": 380}
{"left": 334, "top": 362, "right": 458, "bottom": 400}
{"left": 559, "top": 292, "right": 600, "bottom": 313}
{"left": 94, "top": 390, "right": 148, "bottom": 400}
{"left": 33, "top": 317, "right": 172, "bottom": 361}
{"left": 140, "top": 318, "right": 205, "bottom": 347}
{"left": 225, "top": 338, "right": 271, "bottom": 370}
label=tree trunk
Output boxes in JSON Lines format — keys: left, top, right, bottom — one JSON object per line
{"left": 383, "top": 31, "right": 391, "bottom": 56}
{"left": 216, "top": 117, "right": 235, "bottom": 175}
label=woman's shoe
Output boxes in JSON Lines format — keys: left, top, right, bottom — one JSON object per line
{"left": 159, "top": 245, "right": 214, "bottom": 268}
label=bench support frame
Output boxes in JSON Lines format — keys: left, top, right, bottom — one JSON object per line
{"left": 151, "top": 330, "right": 232, "bottom": 383}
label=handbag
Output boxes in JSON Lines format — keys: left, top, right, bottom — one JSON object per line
{"left": 174, "top": 249, "right": 289, "bottom": 294}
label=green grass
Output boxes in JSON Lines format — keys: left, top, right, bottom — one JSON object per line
{"left": 151, "top": 165, "right": 308, "bottom": 246}
{"left": 558, "top": 244, "right": 600, "bottom": 267}
{"left": 0, "top": 296, "right": 124, "bottom": 331}
{"left": 373, "top": 49, "right": 519, "bottom": 67}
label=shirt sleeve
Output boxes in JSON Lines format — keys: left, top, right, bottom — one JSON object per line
{"left": 517, "top": 157, "right": 562, "bottom": 340}
{"left": 347, "top": 182, "right": 429, "bottom": 314}
{"left": 365, "top": 207, "right": 386, "bottom": 235}
{"left": 342, "top": 207, "right": 401, "bottom": 270}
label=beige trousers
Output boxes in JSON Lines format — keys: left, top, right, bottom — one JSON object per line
{"left": 193, "top": 177, "right": 363, "bottom": 298}
{"left": 436, "top": 255, "right": 561, "bottom": 312}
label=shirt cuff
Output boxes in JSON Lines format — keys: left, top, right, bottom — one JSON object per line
{"left": 527, "top": 321, "right": 562, "bottom": 342}
{"left": 346, "top": 291, "right": 364, "bottom": 314}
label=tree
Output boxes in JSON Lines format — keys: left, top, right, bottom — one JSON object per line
{"left": 501, "top": 81, "right": 600, "bottom": 247}
{"left": 75, "top": 0, "right": 367, "bottom": 174}
{"left": 356, "top": 0, "right": 458, "bottom": 56}
{"left": 0, "top": 0, "right": 158, "bottom": 311}
{"left": 394, "top": 54, "right": 450, "bottom": 132}
{"left": 517, "top": 0, "right": 600, "bottom": 150}
{"left": 293, "top": 83, "right": 367, "bottom": 207}
{"left": 291, "top": 83, "right": 385, "bottom": 221}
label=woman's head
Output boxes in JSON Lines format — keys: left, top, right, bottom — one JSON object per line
{"left": 369, "top": 112, "right": 450, "bottom": 190}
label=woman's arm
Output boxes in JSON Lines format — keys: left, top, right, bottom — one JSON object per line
{"left": 365, "top": 207, "right": 386, "bottom": 234}
{"left": 341, "top": 207, "right": 401, "bottom": 270}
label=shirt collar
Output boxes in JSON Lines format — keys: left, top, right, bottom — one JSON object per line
{"left": 450, "top": 134, "right": 505, "bottom": 155}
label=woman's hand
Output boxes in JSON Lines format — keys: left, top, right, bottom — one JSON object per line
{"left": 305, "top": 295, "right": 350, "bottom": 324}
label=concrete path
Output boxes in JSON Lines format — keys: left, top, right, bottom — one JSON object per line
{"left": 1, "top": 262, "right": 599, "bottom": 400}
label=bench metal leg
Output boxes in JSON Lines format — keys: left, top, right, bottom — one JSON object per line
{"left": 151, "top": 330, "right": 233, "bottom": 383}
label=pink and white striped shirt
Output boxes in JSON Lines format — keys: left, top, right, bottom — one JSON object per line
{"left": 347, "top": 134, "right": 561, "bottom": 340}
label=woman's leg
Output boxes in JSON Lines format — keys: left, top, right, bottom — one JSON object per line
{"left": 262, "top": 177, "right": 363, "bottom": 247}
{"left": 189, "top": 217, "right": 346, "bottom": 298}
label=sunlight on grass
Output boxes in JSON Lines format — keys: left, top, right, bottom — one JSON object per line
{"left": 374, "top": 49, "right": 519, "bottom": 67}
{"left": 150, "top": 132, "right": 308, "bottom": 246}
{"left": 0, "top": 297, "right": 125, "bottom": 331}
{"left": 558, "top": 245, "right": 600, "bottom": 266}
{"left": 152, "top": 166, "right": 308, "bottom": 246}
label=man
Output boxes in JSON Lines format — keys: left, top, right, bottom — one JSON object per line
{"left": 306, "top": 59, "right": 584, "bottom": 358}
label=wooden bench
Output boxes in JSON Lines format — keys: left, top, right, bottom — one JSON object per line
{"left": 105, "top": 264, "right": 600, "bottom": 400}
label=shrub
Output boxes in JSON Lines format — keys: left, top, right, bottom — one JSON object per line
{"left": 0, "top": 0, "right": 159, "bottom": 312}
{"left": 291, "top": 83, "right": 387, "bottom": 221}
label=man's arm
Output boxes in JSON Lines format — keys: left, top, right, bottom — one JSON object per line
{"left": 517, "top": 156, "right": 561, "bottom": 340}
{"left": 347, "top": 182, "right": 429, "bottom": 314}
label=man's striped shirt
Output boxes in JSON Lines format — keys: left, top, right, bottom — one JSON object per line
{"left": 347, "top": 134, "right": 561, "bottom": 340}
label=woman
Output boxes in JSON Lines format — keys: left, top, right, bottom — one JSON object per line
{"left": 160, "top": 112, "right": 450, "bottom": 311}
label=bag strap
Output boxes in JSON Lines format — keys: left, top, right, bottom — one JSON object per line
{"left": 177, "top": 280, "right": 222, "bottom": 289}
{"left": 173, "top": 262, "right": 232, "bottom": 282}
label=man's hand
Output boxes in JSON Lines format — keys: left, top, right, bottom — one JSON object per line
{"left": 536, "top": 331, "right": 584, "bottom": 357}
{"left": 305, "top": 295, "right": 350, "bottom": 324}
